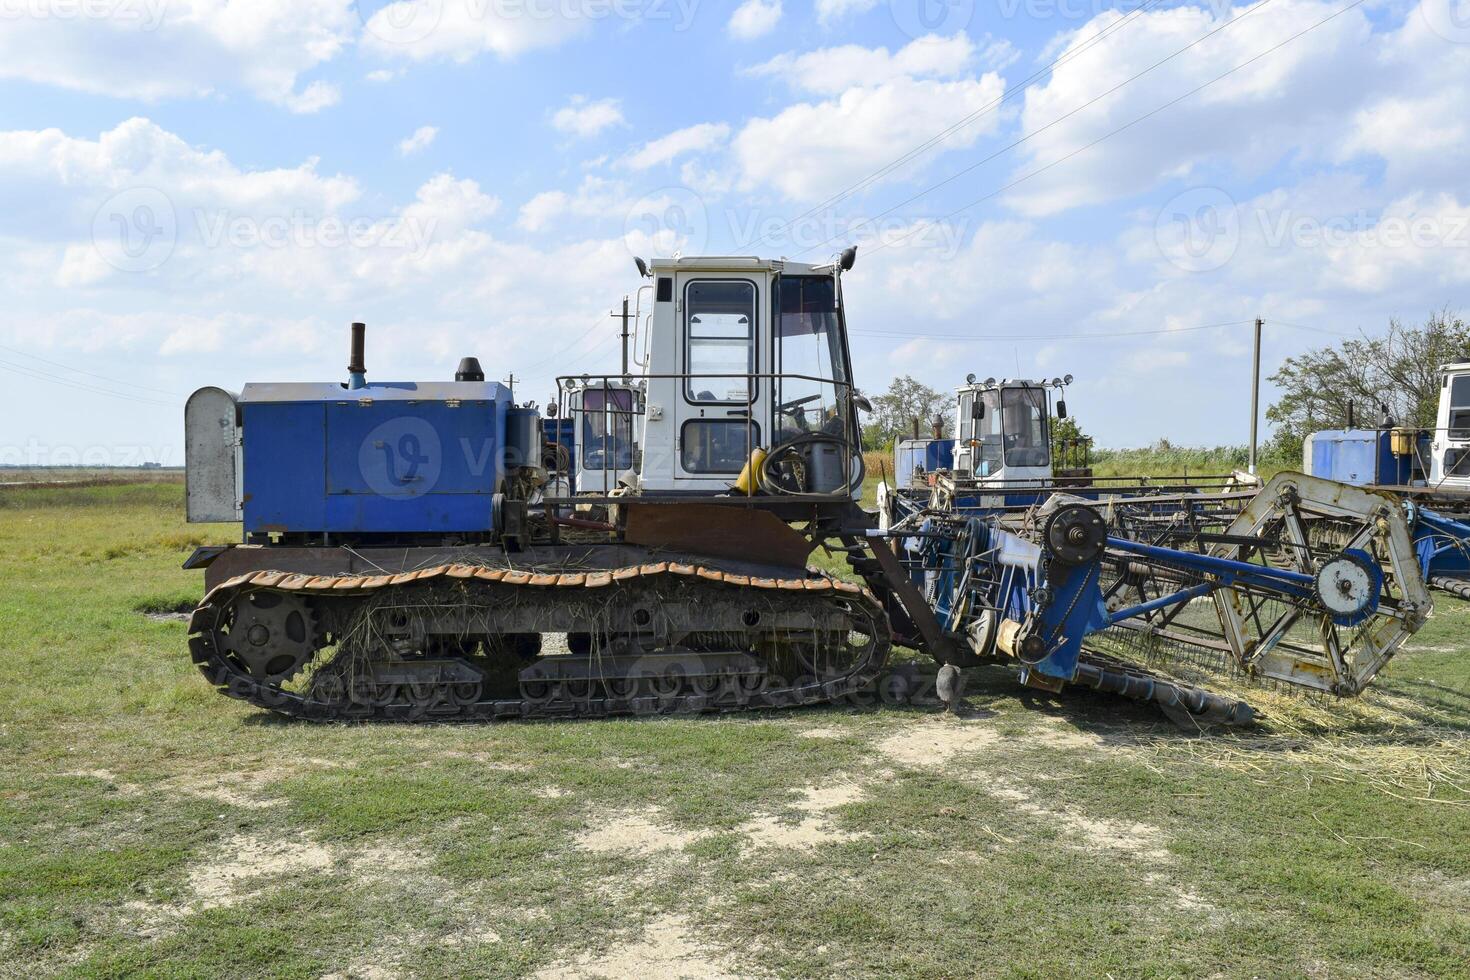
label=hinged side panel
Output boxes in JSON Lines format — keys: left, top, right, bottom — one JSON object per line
{"left": 185, "top": 386, "right": 241, "bottom": 523}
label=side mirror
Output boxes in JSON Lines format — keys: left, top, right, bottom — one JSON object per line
{"left": 971, "top": 400, "right": 985, "bottom": 421}
{"left": 1056, "top": 400, "right": 1068, "bottom": 420}
{"left": 852, "top": 393, "right": 873, "bottom": 413}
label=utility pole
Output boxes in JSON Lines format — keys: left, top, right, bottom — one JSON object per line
{"left": 1249, "top": 317, "right": 1263, "bottom": 475}
{"left": 614, "top": 296, "right": 630, "bottom": 376}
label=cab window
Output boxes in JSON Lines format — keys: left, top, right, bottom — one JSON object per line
{"left": 1450, "top": 376, "right": 1470, "bottom": 439}
{"left": 686, "top": 280, "right": 755, "bottom": 403}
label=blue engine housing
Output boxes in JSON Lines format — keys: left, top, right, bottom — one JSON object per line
{"left": 238, "top": 380, "right": 522, "bottom": 537}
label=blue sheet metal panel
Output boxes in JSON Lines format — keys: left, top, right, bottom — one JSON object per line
{"left": 1310, "top": 430, "right": 1379, "bottom": 485}
{"left": 325, "top": 399, "right": 501, "bottom": 496}
{"left": 926, "top": 440, "right": 954, "bottom": 472}
{"left": 323, "top": 397, "right": 504, "bottom": 533}
{"left": 241, "top": 401, "right": 327, "bottom": 533}
{"left": 240, "top": 381, "right": 511, "bottom": 535}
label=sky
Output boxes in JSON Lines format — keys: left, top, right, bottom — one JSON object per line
{"left": 1, "top": 0, "right": 1468, "bottom": 466}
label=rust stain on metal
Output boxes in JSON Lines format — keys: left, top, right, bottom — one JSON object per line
{"left": 622, "top": 502, "right": 814, "bottom": 570}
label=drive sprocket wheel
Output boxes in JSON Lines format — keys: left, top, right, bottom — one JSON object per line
{"left": 219, "top": 590, "right": 319, "bottom": 684}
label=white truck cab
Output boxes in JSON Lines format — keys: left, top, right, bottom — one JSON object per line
{"left": 953, "top": 377, "right": 1069, "bottom": 487}
{"left": 628, "top": 255, "right": 862, "bottom": 496}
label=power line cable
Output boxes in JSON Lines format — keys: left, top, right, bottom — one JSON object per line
{"left": 734, "top": 0, "right": 1175, "bottom": 253}
{"left": 795, "top": 0, "right": 1283, "bottom": 260}
{"left": 0, "top": 357, "right": 177, "bottom": 407}
{"left": 0, "top": 341, "right": 185, "bottom": 397}
{"left": 844, "top": 0, "right": 1371, "bottom": 262}
{"left": 850, "top": 319, "right": 1255, "bottom": 342}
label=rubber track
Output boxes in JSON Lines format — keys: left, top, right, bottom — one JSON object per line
{"left": 188, "top": 562, "right": 891, "bottom": 722}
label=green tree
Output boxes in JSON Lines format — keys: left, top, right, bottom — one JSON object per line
{"left": 861, "top": 375, "right": 954, "bottom": 451}
{"left": 1050, "top": 412, "right": 1091, "bottom": 470}
{"left": 1266, "top": 310, "right": 1470, "bottom": 459}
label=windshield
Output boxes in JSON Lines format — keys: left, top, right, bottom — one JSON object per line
{"left": 1001, "top": 387, "right": 1050, "bottom": 468}
{"left": 1450, "top": 375, "right": 1470, "bottom": 439}
{"left": 774, "top": 276, "right": 850, "bottom": 445}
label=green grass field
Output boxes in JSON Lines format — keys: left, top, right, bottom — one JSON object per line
{"left": 1, "top": 484, "right": 1467, "bottom": 978}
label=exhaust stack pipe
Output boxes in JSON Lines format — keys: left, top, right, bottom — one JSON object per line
{"left": 348, "top": 322, "right": 367, "bottom": 390}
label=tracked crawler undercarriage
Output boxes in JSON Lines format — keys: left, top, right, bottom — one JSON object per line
{"left": 188, "top": 556, "right": 891, "bottom": 722}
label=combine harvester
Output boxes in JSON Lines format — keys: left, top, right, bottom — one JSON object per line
{"left": 180, "top": 251, "right": 1433, "bottom": 725}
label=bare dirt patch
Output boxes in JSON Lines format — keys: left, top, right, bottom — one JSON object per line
{"left": 738, "top": 781, "right": 867, "bottom": 850}
{"left": 126, "top": 832, "right": 446, "bottom": 939}
{"left": 531, "top": 913, "right": 744, "bottom": 980}
{"left": 186, "top": 833, "right": 336, "bottom": 912}
{"left": 875, "top": 717, "right": 1004, "bottom": 769}
{"left": 576, "top": 808, "right": 712, "bottom": 858}
{"left": 987, "top": 779, "right": 1171, "bottom": 862}
{"left": 163, "top": 771, "right": 288, "bottom": 810}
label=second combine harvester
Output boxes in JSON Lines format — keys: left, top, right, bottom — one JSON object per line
{"left": 180, "top": 251, "right": 1432, "bottom": 724}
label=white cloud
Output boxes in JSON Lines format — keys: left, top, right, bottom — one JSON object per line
{"left": 734, "top": 73, "right": 1005, "bottom": 200}
{"left": 0, "top": 0, "right": 355, "bottom": 112}
{"left": 517, "top": 176, "right": 628, "bottom": 231}
{"left": 360, "top": 0, "right": 593, "bottom": 62}
{"left": 728, "top": 0, "right": 782, "bottom": 40}
{"left": 398, "top": 125, "right": 440, "bottom": 156}
{"left": 748, "top": 33, "right": 976, "bottom": 95}
{"left": 1004, "top": 0, "right": 1375, "bottom": 216}
{"left": 552, "top": 97, "right": 626, "bottom": 139}
{"left": 282, "top": 81, "right": 342, "bottom": 115}
{"left": 815, "top": 0, "right": 880, "bottom": 24}
{"left": 624, "top": 122, "right": 731, "bottom": 170}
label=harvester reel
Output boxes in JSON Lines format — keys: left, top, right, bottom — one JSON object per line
{"left": 1210, "top": 473, "right": 1430, "bottom": 696}
{"left": 219, "top": 590, "right": 319, "bottom": 684}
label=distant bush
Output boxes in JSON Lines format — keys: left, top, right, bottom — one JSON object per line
{"left": 1090, "top": 439, "right": 1295, "bottom": 479}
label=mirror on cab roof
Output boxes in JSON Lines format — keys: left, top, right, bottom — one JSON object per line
{"left": 1057, "top": 400, "right": 1068, "bottom": 419}
{"left": 972, "top": 398, "right": 985, "bottom": 421}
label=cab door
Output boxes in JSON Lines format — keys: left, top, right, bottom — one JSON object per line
{"left": 672, "top": 274, "right": 770, "bottom": 488}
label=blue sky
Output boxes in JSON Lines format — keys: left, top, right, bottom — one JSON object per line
{"left": 1, "top": 0, "right": 1468, "bottom": 465}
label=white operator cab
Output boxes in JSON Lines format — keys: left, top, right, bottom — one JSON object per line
{"left": 566, "top": 379, "right": 644, "bottom": 495}
{"left": 632, "top": 255, "right": 862, "bottom": 495}
{"left": 1431, "top": 362, "right": 1470, "bottom": 489}
{"left": 953, "top": 376, "right": 1070, "bottom": 486}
